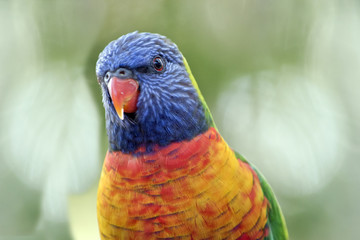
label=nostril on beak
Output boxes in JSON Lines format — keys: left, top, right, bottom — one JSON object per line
{"left": 116, "top": 68, "right": 133, "bottom": 79}
{"left": 105, "top": 68, "right": 134, "bottom": 81}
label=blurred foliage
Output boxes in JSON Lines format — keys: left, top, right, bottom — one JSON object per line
{"left": 1, "top": 0, "right": 360, "bottom": 240}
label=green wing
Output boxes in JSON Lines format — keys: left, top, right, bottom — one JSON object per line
{"left": 235, "top": 152, "right": 289, "bottom": 240}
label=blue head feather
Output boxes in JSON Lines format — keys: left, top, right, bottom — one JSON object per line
{"left": 96, "top": 32, "right": 209, "bottom": 153}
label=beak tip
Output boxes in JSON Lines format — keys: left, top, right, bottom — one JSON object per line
{"left": 118, "top": 108, "right": 124, "bottom": 120}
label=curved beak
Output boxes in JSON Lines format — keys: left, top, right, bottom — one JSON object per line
{"left": 108, "top": 77, "right": 139, "bottom": 120}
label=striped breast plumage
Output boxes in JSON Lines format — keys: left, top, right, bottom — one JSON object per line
{"left": 97, "top": 127, "right": 269, "bottom": 240}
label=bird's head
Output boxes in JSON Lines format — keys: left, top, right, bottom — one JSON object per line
{"left": 96, "top": 32, "right": 214, "bottom": 153}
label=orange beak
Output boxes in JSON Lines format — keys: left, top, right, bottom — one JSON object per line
{"left": 108, "top": 77, "right": 139, "bottom": 120}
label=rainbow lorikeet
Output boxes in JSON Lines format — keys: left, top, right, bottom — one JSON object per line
{"left": 95, "top": 32, "right": 288, "bottom": 240}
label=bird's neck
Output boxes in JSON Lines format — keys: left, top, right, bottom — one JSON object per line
{"left": 105, "top": 127, "right": 229, "bottom": 172}
{"left": 106, "top": 98, "right": 209, "bottom": 153}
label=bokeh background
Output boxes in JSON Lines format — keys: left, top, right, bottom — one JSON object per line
{"left": 1, "top": 0, "right": 359, "bottom": 239}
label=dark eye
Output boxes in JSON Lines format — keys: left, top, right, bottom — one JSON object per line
{"left": 152, "top": 56, "right": 165, "bottom": 72}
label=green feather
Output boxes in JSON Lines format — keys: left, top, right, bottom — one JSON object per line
{"left": 235, "top": 152, "right": 289, "bottom": 240}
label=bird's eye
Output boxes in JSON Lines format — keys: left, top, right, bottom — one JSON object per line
{"left": 152, "top": 56, "right": 165, "bottom": 72}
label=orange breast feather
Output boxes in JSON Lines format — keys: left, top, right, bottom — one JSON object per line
{"left": 97, "top": 127, "right": 268, "bottom": 240}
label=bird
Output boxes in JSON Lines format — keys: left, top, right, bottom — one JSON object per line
{"left": 95, "top": 31, "right": 288, "bottom": 240}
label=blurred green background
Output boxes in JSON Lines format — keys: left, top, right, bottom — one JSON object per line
{"left": 1, "top": 0, "right": 359, "bottom": 239}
